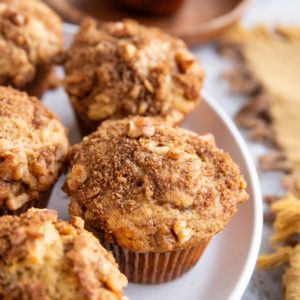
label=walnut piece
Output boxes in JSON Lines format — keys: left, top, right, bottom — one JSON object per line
{"left": 7, "top": 192, "right": 29, "bottom": 210}
{"left": 168, "top": 148, "right": 183, "bottom": 160}
{"left": 127, "top": 119, "right": 155, "bottom": 138}
{"left": 66, "top": 164, "right": 88, "bottom": 192}
{"left": 173, "top": 219, "right": 193, "bottom": 244}
{"left": 175, "top": 51, "right": 195, "bottom": 73}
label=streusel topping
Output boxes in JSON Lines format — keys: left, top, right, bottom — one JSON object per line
{"left": 0, "top": 0, "right": 62, "bottom": 88}
{"left": 64, "top": 117, "right": 248, "bottom": 252}
{"left": 0, "top": 87, "right": 68, "bottom": 210}
{"left": 64, "top": 19, "right": 204, "bottom": 131}
{"left": 0, "top": 208, "right": 128, "bottom": 300}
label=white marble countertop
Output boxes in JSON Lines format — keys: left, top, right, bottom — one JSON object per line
{"left": 192, "top": 0, "right": 300, "bottom": 299}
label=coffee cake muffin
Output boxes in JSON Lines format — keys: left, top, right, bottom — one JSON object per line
{"left": 0, "top": 0, "right": 63, "bottom": 97}
{"left": 0, "top": 208, "right": 128, "bottom": 300}
{"left": 63, "top": 117, "right": 248, "bottom": 283}
{"left": 64, "top": 19, "right": 204, "bottom": 135}
{"left": 0, "top": 87, "right": 68, "bottom": 215}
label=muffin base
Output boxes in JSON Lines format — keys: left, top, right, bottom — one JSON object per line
{"left": 75, "top": 111, "right": 99, "bottom": 137}
{"left": 0, "top": 189, "right": 52, "bottom": 216}
{"left": 101, "top": 239, "right": 210, "bottom": 284}
{"left": 24, "top": 65, "right": 58, "bottom": 99}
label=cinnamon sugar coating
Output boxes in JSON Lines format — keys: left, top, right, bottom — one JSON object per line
{"left": 64, "top": 19, "right": 204, "bottom": 133}
{"left": 0, "top": 0, "right": 62, "bottom": 89}
{"left": 64, "top": 117, "right": 248, "bottom": 252}
{"left": 0, "top": 87, "right": 68, "bottom": 211}
{"left": 0, "top": 208, "right": 128, "bottom": 300}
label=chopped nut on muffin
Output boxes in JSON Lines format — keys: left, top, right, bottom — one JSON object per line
{"left": 0, "top": 0, "right": 63, "bottom": 97}
{"left": 0, "top": 87, "right": 69, "bottom": 215}
{"left": 64, "top": 19, "right": 204, "bottom": 134}
{"left": 63, "top": 116, "right": 248, "bottom": 283}
{"left": 0, "top": 208, "right": 128, "bottom": 300}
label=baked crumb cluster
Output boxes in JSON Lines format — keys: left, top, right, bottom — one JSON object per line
{"left": 64, "top": 117, "right": 248, "bottom": 252}
{"left": 64, "top": 19, "right": 204, "bottom": 132}
{"left": 0, "top": 0, "right": 62, "bottom": 88}
{"left": 0, "top": 87, "right": 68, "bottom": 211}
{"left": 0, "top": 209, "right": 127, "bottom": 300}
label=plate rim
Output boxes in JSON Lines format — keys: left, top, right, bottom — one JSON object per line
{"left": 62, "top": 24, "right": 263, "bottom": 299}
{"left": 201, "top": 91, "right": 263, "bottom": 300}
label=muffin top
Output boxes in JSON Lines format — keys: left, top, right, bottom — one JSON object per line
{"left": 0, "top": 208, "right": 128, "bottom": 300}
{"left": 64, "top": 19, "right": 204, "bottom": 128}
{"left": 64, "top": 117, "right": 248, "bottom": 252}
{"left": 0, "top": 87, "right": 68, "bottom": 211}
{"left": 0, "top": 0, "right": 63, "bottom": 88}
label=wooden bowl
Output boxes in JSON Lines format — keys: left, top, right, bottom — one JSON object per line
{"left": 44, "top": 0, "right": 249, "bottom": 46}
{"left": 114, "top": 0, "right": 185, "bottom": 15}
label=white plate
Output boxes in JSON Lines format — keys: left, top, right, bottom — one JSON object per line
{"left": 43, "top": 24, "right": 263, "bottom": 300}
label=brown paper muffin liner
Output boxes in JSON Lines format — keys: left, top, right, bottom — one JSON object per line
{"left": 74, "top": 111, "right": 99, "bottom": 137}
{"left": 0, "top": 189, "right": 52, "bottom": 216}
{"left": 24, "top": 65, "right": 58, "bottom": 99}
{"left": 101, "top": 238, "right": 210, "bottom": 284}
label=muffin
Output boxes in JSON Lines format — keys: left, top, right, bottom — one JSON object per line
{"left": 0, "top": 208, "right": 128, "bottom": 300}
{"left": 0, "top": 86, "right": 69, "bottom": 215}
{"left": 114, "top": 0, "right": 184, "bottom": 15}
{"left": 0, "top": 0, "right": 63, "bottom": 97}
{"left": 64, "top": 19, "right": 204, "bottom": 135}
{"left": 63, "top": 116, "right": 249, "bottom": 283}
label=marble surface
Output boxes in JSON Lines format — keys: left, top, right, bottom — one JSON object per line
{"left": 192, "top": 0, "right": 300, "bottom": 299}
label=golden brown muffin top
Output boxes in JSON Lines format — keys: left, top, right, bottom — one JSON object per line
{"left": 64, "top": 19, "right": 204, "bottom": 128}
{"left": 0, "top": 86, "right": 68, "bottom": 211}
{"left": 0, "top": 208, "right": 128, "bottom": 300}
{"left": 64, "top": 117, "right": 248, "bottom": 252}
{"left": 0, "top": 0, "right": 63, "bottom": 88}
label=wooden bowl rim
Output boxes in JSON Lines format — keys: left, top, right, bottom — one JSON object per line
{"left": 44, "top": 0, "right": 249, "bottom": 45}
{"left": 170, "top": 0, "right": 249, "bottom": 45}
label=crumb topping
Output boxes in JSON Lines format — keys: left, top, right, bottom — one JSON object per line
{"left": 0, "top": 87, "right": 69, "bottom": 210}
{"left": 64, "top": 19, "right": 204, "bottom": 130}
{"left": 64, "top": 117, "right": 248, "bottom": 252}
{"left": 0, "top": 0, "right": 62, "bottom": 88}
{"left": 0, "top": 208, "right": 127, "bottom": 300}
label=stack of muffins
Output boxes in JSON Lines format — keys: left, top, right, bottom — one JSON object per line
{"left": 0, "top": 1, "right": 248, "bottom": 298}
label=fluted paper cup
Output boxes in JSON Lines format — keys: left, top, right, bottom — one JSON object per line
{"left": 100, "top": 238, "right": 210, "bottom": 284}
